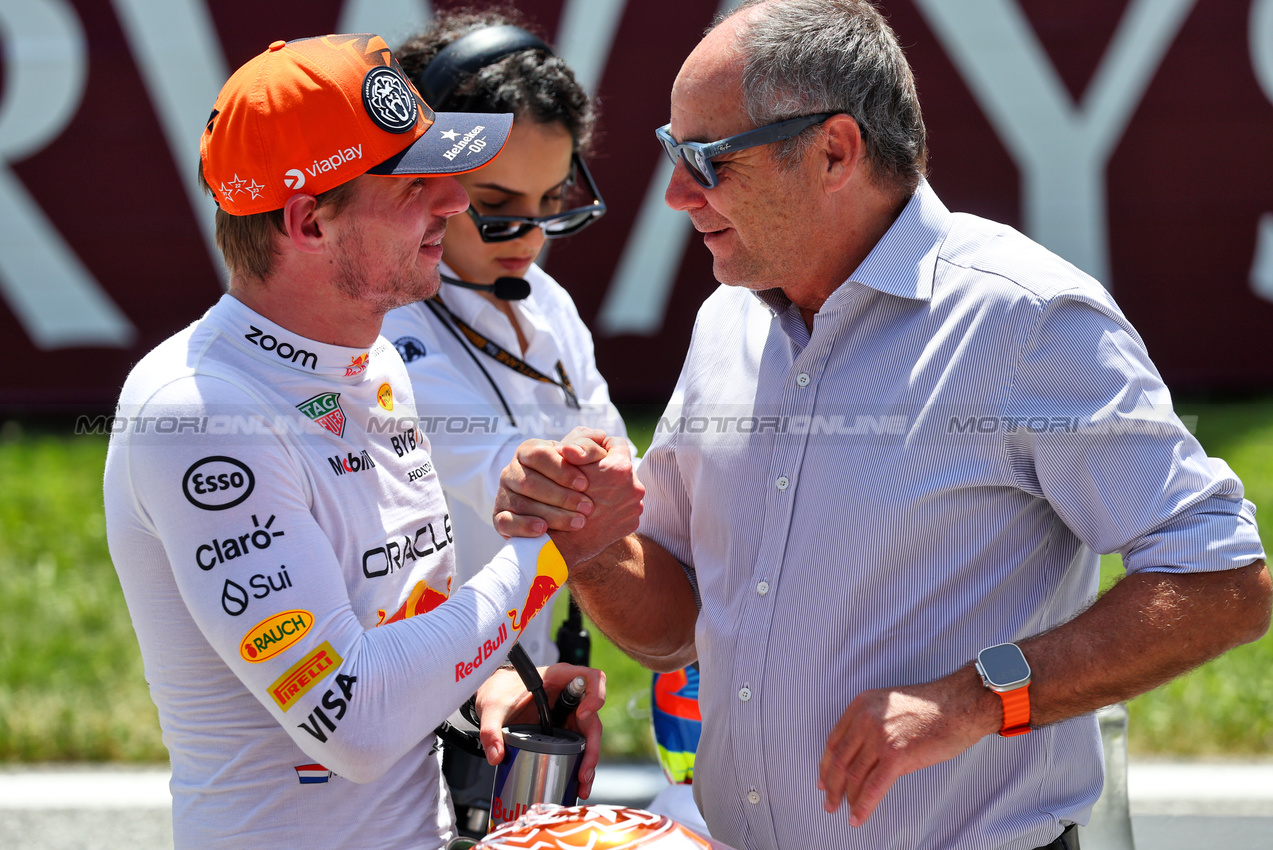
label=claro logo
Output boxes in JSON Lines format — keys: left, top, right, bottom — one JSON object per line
{"left": 182, "top": 456, "right": 255, "bottom": 511}
{"left": 241, "top": 610, "right": 312, "bottom": 663}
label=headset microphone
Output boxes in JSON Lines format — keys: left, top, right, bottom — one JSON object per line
{"left": 440, "top": 273, "right": 531, "bottom": 301}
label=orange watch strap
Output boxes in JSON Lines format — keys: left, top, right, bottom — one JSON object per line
{"left": 997, "top": 683, "right": 1031, "bottom": 737}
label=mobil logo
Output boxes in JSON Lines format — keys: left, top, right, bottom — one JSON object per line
{"left": 240, "top": 609, "right": 312, "bottom": 662}
{"left": 182, "top": 456, "right": 255, "bottom": 511}
{"left": 507, "top": 540, "right": 568, "bottom": 633}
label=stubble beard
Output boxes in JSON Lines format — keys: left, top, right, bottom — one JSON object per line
{"left": 333, "top": 223, "right": 440, "bottom": 315}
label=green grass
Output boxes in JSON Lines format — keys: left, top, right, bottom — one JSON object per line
{"left": 0, "top": 427, "right": 164, "bottom": 761}
{"left": 1103, "top": 399, "right": 1273, "bottom": 756}
{"left": 1, "top": 397, "right": 1271, "bottom": 763}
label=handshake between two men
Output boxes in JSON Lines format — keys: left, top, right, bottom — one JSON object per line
{"left": 492, "top": 427, "right": 700, "bottom": 674}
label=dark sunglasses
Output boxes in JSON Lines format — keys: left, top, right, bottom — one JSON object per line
{"left": 655, "top": 113, "right": 835, "bottom": 189}
{"left": 465, "top": 154, "right": 606, "bottom": 243}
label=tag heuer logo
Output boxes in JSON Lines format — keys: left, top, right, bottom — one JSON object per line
{"left": 297, "top": 392, "right": 345, "bottom": 437}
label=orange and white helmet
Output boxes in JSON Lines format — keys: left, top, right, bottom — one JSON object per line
{"left": 475, "top": 804, "right": 730, "bottom": 850}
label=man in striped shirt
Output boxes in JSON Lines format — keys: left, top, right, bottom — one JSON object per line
{"left": 496, "top": 1, "right": 1270, "bottom": 848}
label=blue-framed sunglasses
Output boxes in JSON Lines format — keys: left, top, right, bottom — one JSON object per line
{"left": 466, "top": 153, "right": 607, "bottom": 243}
{"left": 655, "top": 113, "right": 835, "bottom": 189}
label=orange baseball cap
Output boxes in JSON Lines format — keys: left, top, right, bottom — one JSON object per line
{"left": 201, "top": 33, "right": 513, "bottom": 216}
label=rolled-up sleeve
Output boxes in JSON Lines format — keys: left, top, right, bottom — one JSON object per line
{"left": 1005, "top": 291, "right": 1264, "bottom": 575}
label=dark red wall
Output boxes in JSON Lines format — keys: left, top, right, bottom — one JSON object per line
{"left": 2, "top": 0, "right": 1270, "bottom": 409}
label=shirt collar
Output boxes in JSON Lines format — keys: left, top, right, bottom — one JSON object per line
{"left": 209, "top": 294, "right": 379, "bottom": 381}
{"left": 842, "top": 178, "right": 949, "bottom": 303}
{"left": 749, "top": 178, "right": 951, "bottom": 316}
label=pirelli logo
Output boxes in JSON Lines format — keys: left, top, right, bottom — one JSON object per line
{"left": 268, "top": 641, "right": 341, "bottom": 712}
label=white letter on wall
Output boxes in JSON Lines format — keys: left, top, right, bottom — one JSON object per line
{"left": 914, "top": 0, "right": 1195, "bottom": 288}
{"left": 598, "top": 0, "right": 746, "bottom": 336}
{"left": 1250, "top": 0, "right": 1273, "bottom": 302}
{"left": 556, "top": 0, "right": 627, "bottom": 95}
{"left": 0, "top": 0, "right": 135, "bottom": 348}
{"left": 113, "top": 0, "right": 228, "bottom": 278}
{"left": 336, "top": 0, "right": 433, "bottom": 47}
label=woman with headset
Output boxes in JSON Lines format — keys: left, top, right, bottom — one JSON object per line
{"left": 385, "top": 9, "right": 629, "bottom": 668}
{"left": 382, "top": 14, "right": 632, "bottom": 832}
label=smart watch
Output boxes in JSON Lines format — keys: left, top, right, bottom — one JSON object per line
{"left": 975, "top": 642, "right": 1032, "bottom": 737}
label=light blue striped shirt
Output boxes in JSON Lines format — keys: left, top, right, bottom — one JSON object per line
{"left": 637, "top": 181, "right": 1264, "bottom": 850}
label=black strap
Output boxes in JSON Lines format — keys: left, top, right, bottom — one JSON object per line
{"left": 416, "top": 24, "right": 552, "bottom": 108}
{"left": 432, "top": 296, "right": 580, "bottom": 410}
{"left": 424, "top": 298, "right": 518, "bottom": 427}
{"left": 433, "top": 719, "right": 485, "bottom": 759}
{"left": 1033, "top": 824, "right": 1079, "bottom": 850}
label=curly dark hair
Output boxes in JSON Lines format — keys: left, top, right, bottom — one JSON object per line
{"left": 396, "top": 7, "right": 596, "bottom": 153}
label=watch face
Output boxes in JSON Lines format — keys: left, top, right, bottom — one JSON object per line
{"left": 978, "top": 643, "right": 1031, "bottom": 689}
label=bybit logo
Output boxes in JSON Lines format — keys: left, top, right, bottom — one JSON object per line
{"left": 284, "top": 169, "right": 305, "bottom": 189}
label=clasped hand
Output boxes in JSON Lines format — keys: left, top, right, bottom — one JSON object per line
{"left": 493, "top": 426, "right": 644, "bottom": 566}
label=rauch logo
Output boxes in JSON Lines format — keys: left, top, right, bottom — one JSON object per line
{"left": 241, "top": 610, "right": 312, "bottom": 662}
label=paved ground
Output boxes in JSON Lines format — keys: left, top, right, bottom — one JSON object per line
{"left": 1, "top": 761, "right": 1270, "bottom": 848}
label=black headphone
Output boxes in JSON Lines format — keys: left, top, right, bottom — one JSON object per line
{"left": 414, "top": 24, "right": 552, "bottom": 111}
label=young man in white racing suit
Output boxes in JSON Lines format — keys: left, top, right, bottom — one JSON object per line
{"left": 103, "top": 34, "right": 640, "bottom": 850}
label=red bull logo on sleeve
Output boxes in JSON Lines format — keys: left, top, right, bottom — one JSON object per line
{"left": 507, "top": 541, "right": 568, "bottom": 634}
{"left": 375, "top": 577, "right": 451, "bottom": 626}
{"left": 455, "top": 621, "right": 509, "bottom": 681}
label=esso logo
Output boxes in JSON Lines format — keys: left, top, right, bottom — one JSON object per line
{"left": 284, "top": 168, "right": 305, "bottom": 189}
{"left": 182, "top": 456, "right": 256, "bottom": 511}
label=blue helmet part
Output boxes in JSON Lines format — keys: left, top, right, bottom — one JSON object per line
{"left": 651, "top": 666, "right": 702, "bottom": 785}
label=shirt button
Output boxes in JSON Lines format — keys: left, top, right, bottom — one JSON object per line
{"left": 775, "top": 476, "right": 789, "bottom": 490}
{"left": 738, "top": 687, "right": 752, "bottom": 702}
{"left": 747, "top": 790, "right": 761, "bottom": 805}
{"left": 796, "top": 373, "right": 811, "bottom": 387}
{"left": 756, "top": 581, "right": 770, "bottom": 596}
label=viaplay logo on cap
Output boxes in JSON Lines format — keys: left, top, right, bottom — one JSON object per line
{"left": 362, "top": 67, "right": 416, "bottom": 134}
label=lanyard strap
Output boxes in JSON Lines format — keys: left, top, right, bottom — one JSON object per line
{"left": 432, "top": 296, "right": 580, "bottom": 409}
{"left": 424, "top": 299, "right": 516, "bottom": 427}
